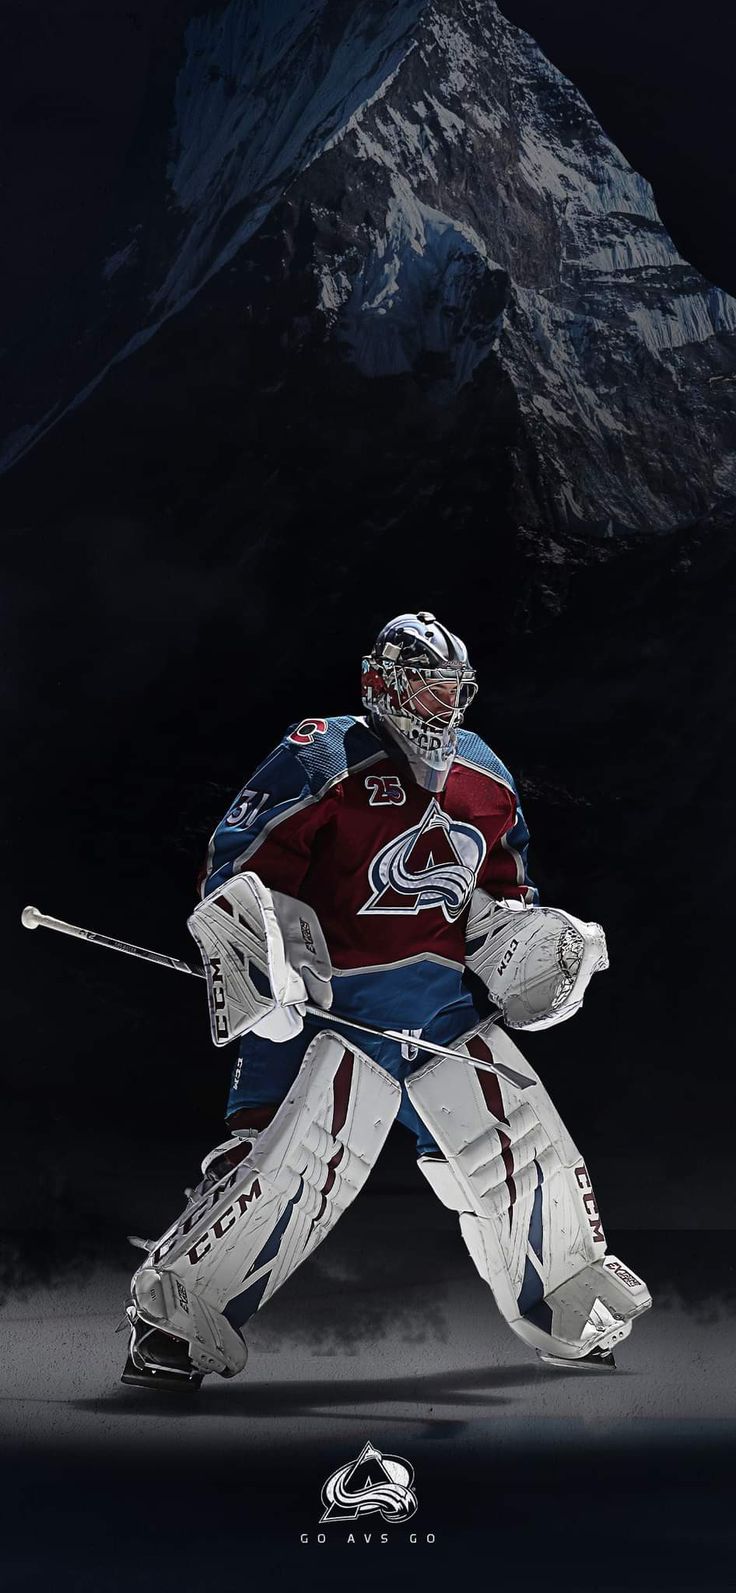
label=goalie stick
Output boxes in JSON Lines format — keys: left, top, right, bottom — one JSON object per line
{"left": 20, "top": 904, "right": 533, "bottom": 1088}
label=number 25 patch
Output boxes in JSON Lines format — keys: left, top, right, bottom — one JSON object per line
{"left": 365, "top": 774, "right": 406, "bottom": 806}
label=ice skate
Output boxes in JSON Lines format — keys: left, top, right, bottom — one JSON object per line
{"left": 537, "top": 1345, "right": 617, "bottom": 1370}
{"left": 121, "top": 1310, "right": 204, "bottom": 1392}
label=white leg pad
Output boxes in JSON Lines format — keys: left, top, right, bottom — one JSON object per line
{"left": 131, "top": 1031, "right": 401, "bottom": 1375}
{"left": 409, "top": 1021, "right": 651, "bottom": 1361}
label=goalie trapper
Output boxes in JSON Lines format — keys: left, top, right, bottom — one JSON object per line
{"left": 465, "top": 890, "right": 608, "bottom": 1030}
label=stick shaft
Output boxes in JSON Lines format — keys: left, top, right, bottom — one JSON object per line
{"left": 24, "top": 907, "right": 203, "bottom": 978}
{"left": 24, "top": 906, "right": 532, "bottom": 1085}
{"left": 302, "top": 1004, "right": 520, "bottom": 1081}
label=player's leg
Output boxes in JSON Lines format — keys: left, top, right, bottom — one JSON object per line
{"left": 407, "top": 1018, "right": 651, "bottom": 1366}
{"left": 174, "top": 1024, "right": 313, "bottom": 1224}
{"left": 123, "top": 1029, "right": 401, "bottom": 1389}
{"left": 124, "top": 1113, "right": 282, "bottom": 1389}
{"left": 122, "top": 1024, "right": 311, "bottom": 1389}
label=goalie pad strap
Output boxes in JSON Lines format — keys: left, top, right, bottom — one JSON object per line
{"left": 409, "top": 1022, "right": 651, "bottom": 1360}
{"left": 132, "top": 1032, "right": 401, "bottom": 1374}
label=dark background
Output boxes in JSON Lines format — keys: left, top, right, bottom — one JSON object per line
{"left": 3, "top": 0, "right": 735, "bottom": 1241}
{"left": 2, "top": 9, "right": 736, "bottom": 1586}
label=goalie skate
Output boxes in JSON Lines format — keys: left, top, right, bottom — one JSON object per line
{"left": 537, "top": 1345, "right": 616, "bottom": 1371}
{"left": 121, "top": 1312, "right": 204, "bottom": 1392}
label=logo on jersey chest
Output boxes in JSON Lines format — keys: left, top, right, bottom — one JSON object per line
{"left": 359, "top": 799, "right": 486, "bottom": 921}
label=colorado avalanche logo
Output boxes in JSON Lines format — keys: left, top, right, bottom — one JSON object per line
{"left": 360, "top": 799, "right": 486, "bottom": 922}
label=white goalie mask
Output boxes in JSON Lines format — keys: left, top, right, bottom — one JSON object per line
{"left": 361, "top": 610, "right": 477, "bottom": 792}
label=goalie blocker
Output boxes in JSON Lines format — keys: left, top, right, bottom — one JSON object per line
{"left": 187, "top": 872, "right": 333, "bottom": 1046}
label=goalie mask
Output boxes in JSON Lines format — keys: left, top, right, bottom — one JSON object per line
{"left": 361, "top": 611, "right": 477, "bottom": 792}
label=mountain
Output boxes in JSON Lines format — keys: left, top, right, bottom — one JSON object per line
{"left": 2, "top": 0, "right": 735, "bottom": 552}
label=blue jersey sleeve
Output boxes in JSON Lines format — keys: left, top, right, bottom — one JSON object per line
{"left": 200, "top": 741, "right": 315, "bottom": 899}
{"left": 502, "top": 794, "right": 539, "bottom": 906}
{"left": 199, "top": 716, "right": 380, "bottom": 899}
{"left": 457, "top": 729, "right": 539, "bottom": 906}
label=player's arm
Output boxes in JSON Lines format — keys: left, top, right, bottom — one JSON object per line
{"left": 468, "top": 779, "right": 608, "bottom": 1029}
{"left": 200, "top": 736, "right": 338, "bottom": 901}
{"left": 196, "top": 733, "right": 340, "bottom": 1043}
{"left": 479, "top": 781, "right": 539, "bottom": 907}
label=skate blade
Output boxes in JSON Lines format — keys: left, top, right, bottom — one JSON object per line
{"left": 120, "top": 1354, "right": 203, "bottom": 1393}
{"left": 537, "top": 1348, "right": 617, "bottom": 1371}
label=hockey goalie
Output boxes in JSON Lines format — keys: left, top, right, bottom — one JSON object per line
{"left": 122, "top": 611, "right": 651, "bottom": 1390}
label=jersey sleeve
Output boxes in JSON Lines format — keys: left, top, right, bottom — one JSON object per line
{"left": 200, "top": 738, "right": 339, "bottom": 901}
{"left": 480, "top": 787, "right": 539, "bottom": 906}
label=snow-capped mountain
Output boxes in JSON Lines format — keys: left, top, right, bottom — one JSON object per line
{"left": 3, "top": 0, "right": 735, "bottom": 541}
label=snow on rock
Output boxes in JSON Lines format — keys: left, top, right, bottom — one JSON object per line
{"left": 300, "top": 0, "right": 736, "bottom": 530}
{"left": 337, "top": 178, "right": 504, "bottom": 385}
{"left": 625, "top": 288, "right": 736, "bottom": 356}
{"left": 155, "top": 0, "right": 428, "bottom": 311}
{"left": 1, "top": 0, "right": 428, "bottom": 472}
{"left": 102, "top": 238, "right": 140, "bottom": 282}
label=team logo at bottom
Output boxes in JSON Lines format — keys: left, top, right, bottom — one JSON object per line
{"left": 320, "top": 1441, "right": 418, "bottom": 1524}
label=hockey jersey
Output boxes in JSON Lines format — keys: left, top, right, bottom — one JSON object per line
{"left": 201, "top": 716, "right": 536, "bottom": 996}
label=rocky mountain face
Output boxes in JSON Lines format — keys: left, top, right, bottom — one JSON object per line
{"left": 3, "top": 0, "right": 735, "bottom": 547}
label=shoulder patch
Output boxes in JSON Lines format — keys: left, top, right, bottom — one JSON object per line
{"left": 283, "top": 715, "right": 383, "bottom": 795}
{"left": 287, "top": 717, "right": 329, "bottom": 747}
